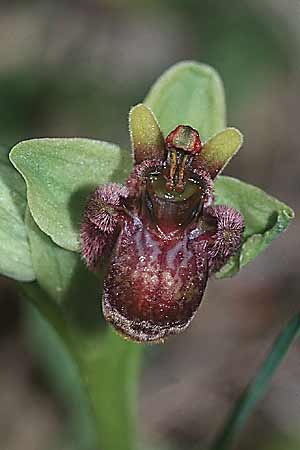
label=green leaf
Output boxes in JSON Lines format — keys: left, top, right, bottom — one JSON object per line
{"left": 215, "top": 176, "right": 294, "bottom": 278}
{"left": 145, "top": 61, "right": 226, "bottom": 141}
{"left": 10, "top": 138, "right": 133, "bottom": 252}
{"left": 0, "top": 150, "right": 35, "bottom": 281}
{"left": 129, "top": 103, "right": 165, "bottom": 164}
{"left": 211, "top": 314, "right": 300, "bottom": 450}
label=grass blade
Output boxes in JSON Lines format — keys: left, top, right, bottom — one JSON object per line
{"left": 211, "top": 314, "right": 300, "bottom": 450}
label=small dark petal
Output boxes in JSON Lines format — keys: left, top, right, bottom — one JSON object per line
{"left": 191, "top": 128, "right": 243, "bottom": 179}
{"left": 206, "top": 205, "right": 244, "bottom": 272}
{"left": 127, "top": 159, "right": 163, "bottom": 197}
{"left": 86, "top": 183, "right": 129, "bottom": 233}
{"left": 129, "top": 104, "right": 166, "bottom": 164}
{"left": 80, "top": 219, "right": 109, "bottom": 270}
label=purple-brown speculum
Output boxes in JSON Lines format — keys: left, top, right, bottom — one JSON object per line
{"left": 81, "top": 108, "right": 244, "bottom": 343}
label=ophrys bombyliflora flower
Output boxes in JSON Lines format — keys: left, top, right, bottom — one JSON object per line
{"left": 81, "top": 104, "right": 244, "bottom": 343}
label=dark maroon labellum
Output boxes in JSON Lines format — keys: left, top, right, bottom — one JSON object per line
{"left": 81, "top": 125, "right": 244, "bottom": 343}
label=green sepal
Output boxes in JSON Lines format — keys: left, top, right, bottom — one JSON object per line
{"left": 215, "top": 176, "right": 294, "bottom": 278}
{"left": 145, "top": 61, "right": 226, "bottom": 141}
{"left": 10, "top": 138, "right": 132, "bottom": 252}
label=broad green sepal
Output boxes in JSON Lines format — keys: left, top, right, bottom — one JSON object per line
{"left": 0, "top": 150, "right": 35, "bottom": 281}
{"left": 239, "top": 208, "right": 293, "bottom": 267}
{"left": 10, "top": 138, "right": 133, "bottom": 252}
{"left": 145, "top": 61, "right": 226, "bottom": 141}
{"left": 129, "top": 104, "right": 165, "bottom": 164}
{"left": 215, "top": 176, "right": 294, "bottom": 278}
{"left": 193, "top": 127, "right": 243, "bottom": 178}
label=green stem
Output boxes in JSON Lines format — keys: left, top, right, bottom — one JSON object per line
{"left": 211, "top": 314, "right": 300, "bottom": 450}
{"left": 76, "top": 330, "right": 142, "bottom": 450}
{"left": 20, "top": 282, "right": 75, "bottom": 349}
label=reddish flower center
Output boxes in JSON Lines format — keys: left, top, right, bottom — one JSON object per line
{"left": 164, "top": 125, "right": 202, "bottom": 193}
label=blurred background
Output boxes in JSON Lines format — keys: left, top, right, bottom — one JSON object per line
{"left": 0, "top": 1, "right": 300, "bottom": 449}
